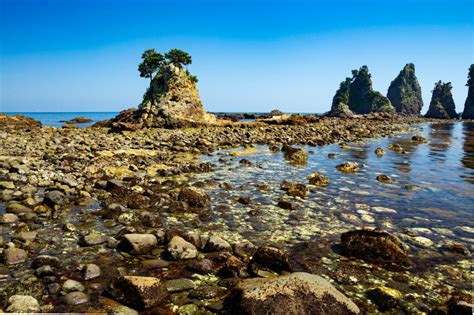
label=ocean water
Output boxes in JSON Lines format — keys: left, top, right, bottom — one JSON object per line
{"left": 2, "top": 112, "right": 119, "bottom": 127}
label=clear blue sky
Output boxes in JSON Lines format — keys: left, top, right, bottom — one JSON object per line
{"left": 1, "top": 0, "right": 473, "bottom": 113}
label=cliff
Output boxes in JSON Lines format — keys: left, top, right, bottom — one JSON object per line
{"left": 425, "top": 81, "right": 458, "bottom": 119}
{"left": 462, "top": 64, "right": 474, "bottom": 119}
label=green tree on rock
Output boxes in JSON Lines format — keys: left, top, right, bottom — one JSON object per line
{"left": 462, "top": 64, "right": 474, "bottom": 119}
{"left": 165, "top": 49, "right": 192, "bottom": 68}
{"left": 138, "top": 49, "right": 165, "bottom": 83}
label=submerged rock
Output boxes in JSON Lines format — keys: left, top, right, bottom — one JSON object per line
{"left": 308, "top": 172, "right": 330, "bottom": 187}
{"left": 249, "top": 246, "right": 294, "bottom": 275}
{"left": 462, "top": 64, "right": 474, "bottom": 119}
{"left": 3, "top": 248, "right": 27, "bottom": 265}
{"left": 336, "top": 162, "right": 360, "bottom": 173}
{"left": 367, "top": 286, "right": 402, "bottom": 311}
{"left": 118, "top": 234, "right": 158, "bottom": 254}
{"left": 108, "top": 276, "right": 167, "bottom": 309}
{"left": 167, "top": 236, "right": 198, "bottom": 260}
{"left": 280, "top": 180, "right": 308, "bottom": 198}
{"left": 375, "top": 147, "right": 385, "bottom": 156}
{"left": 387, "top": 63, "right": 423, "bottom": 116}
{"left": 6, "top": 295, "right": 40, "bottom": 313}
{"left": 282, "top": 145, "right": 308, "bottom": 165}
{"left": 425, "top": 81, "right": 458, "bottom": 119}
{"left": 226, "top": 272, "right": 360, "bottom": 314}
{"left": 177, "top": 186, "right": 211, "bottom": 209}
{"left": 340, "top": 229, "right": 411, "bottom": 270}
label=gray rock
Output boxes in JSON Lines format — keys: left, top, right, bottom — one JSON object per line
{"left": 82, "top": 263, "right": 101, "bottom": 280}
{"left": 62, "top": 279, "right": 85, "bottom": 293}
{"left": 204, "top": 235, "right": 232, "bottom": 252}
{"left": 167, "top": 236, "right": 198, "bottom": 260}
{"left": 32, "top": 254, "right": 60, "bottom": 268}
{"left": 64, "top": 291, "right": 89, "bottom": 306}
{"left": 3, "top": 248, "right": 28, "bottom": 265}
{"left": 118, "top": 233, "right": 158, "bottom": 254}
{"left": 36, "top": 265, "right": 54, "bottom": 277}
{"left": 6, "top": 295, "right": 40, "bottom": 313}
{"left": 44, "top": 190, "right": 66, "bottom": 206}
{"left": 228, "top": 272, "right": 360, "bottom": 314}
{"left": 80, "top": 231, "right": 107, "bottom": 246}
{"left": 165, "top": 278, "right": 196, "bottom": 292}
{"left": 0, "top": 213, "right": 19, "bottom": 223}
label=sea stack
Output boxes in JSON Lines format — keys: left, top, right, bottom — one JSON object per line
{"left": 387, "top": 63, "right": 423, "bottom": 116}
{"left": 425, "top": 81, "right": 458, "bottom": 119}
{"left": 109, "top": 50, "right": 217, "bottom": 128}
{"left": 327, "top": 78, "right": 354, "bottom": 117}
{"left": 462, "top": 64, "right": 474, "bottom": 119}
{"left": 329, "top": 66, "right": 394, "bottom": 116}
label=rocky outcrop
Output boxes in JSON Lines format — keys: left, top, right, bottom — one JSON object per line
{"left": 226, "top": 272, "right": 360, "bottom": 314}
{"left": 348, "top": 66, "right": 394, "bottom": 114}
{"left": 327, "top": 78, "right": 354, "bottom": 117}
{"left": 425, "top": 81, "right": 458, "bottom": 119}
{"left": 0, "top": 114, "right": 42, "bottom": 129}
{"left": 59, "top": 116, "right": 92, "bottom": 124}
{"left": 462, "top": 64, "right": 474, "bottom": 119}
{"left": 108, "top": 63, "right": 217, "bottom": 128}
{"left": 387, "top": 63, "right": 423, "bottom": 116}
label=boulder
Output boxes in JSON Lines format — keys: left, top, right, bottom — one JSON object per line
{"left": 64, "top": 292, "right": 89, "bottom": 306}
{"left": 4, "top": 248, "right": 28, "bottom": 265}
{"left": 280, "top": 180, "right": 308, "bottom": 198}
{"left": 425, "top": 81, "right": 458, "bottom": 119}
{"left": 340, "top": 229, "right": 411, "bottom": 270}
{"left": 0, "top": 114, "right": 42, "bottom": 129}
{"left": 108, "top": 276, "right": 167, "bottom": 309}
{"left": 118, "top": 234, "right": 158, "bottom": 255}
{"left": 367, "top": 286, "right": 402, "bottom": 311}
{"left": 62, "top": 279, "right": 85, "bottom": 293}
{"left": 82, "top": 263, "right": 101, "bottom": 280}
{"left": 204, "top": 235, "right": 232, "bottom": 252}
{"left": 308, "top": 172, "right": 330, "bottom": 186}
{"left": 462, "top": 64, "right": 474, "bottom": 119}
{"left": 249, "top": 246, "right": 294, "bottom": 275}
{"left": 281, "top": 145, "right": 308, "bottom": 165}
{"left": 6, "top": 295, "right": 40, "bottom": 313}
{"left": 387, "top": 63, "right": 423, "bottom": 116}
{"left": 226, "top": 272, "right": 359, "bottom": 314}
{"left": 44, "top": 190, "right": 66, "bottom": 207}
{"left": 177, "top": 186, "right": 210, "bottom": 209}
{"left": 336, "top": 162, "right": 360, "bottom": 173}
{"left": 167, "top": 236, "right": 198, "bottom": 260}
{"left": 164, "top": 278, "right": 196, "bottom": 292}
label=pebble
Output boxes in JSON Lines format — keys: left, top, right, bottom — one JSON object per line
{"left": 64, "top": 291, "right": 89, "bottom": 306}
{"left": 6, "top": 295, "right": 40, "bottom": 313}
{"left": 62, "top": 279, "right": 85, "bottom": 293}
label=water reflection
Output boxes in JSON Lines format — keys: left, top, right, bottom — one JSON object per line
{"left": 461, "top": 122, "right": 474, "bottom": 184}
{"left": 428, "top": 123, "right": 454, "bottom": 163}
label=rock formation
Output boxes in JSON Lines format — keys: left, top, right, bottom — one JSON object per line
{"left": 109, "top": 63, "right": 217, "bottom": 128}
{"left": 387, "top": 63, "right": 423, "bottom": 116}
{"left": 462, "top": 64, "right": 474, "bottom": 119}
{"left": 348, "top": 66, "right": 394, "bottom": 114}
{"left": 328, "top": 66, "right": 394, "bottom": 116}
{"left": 425, "top": 81, "right": 458, "bottom": 119}
{"left": 327, "top": 78, "right": 354, "bottom": 117}
{"left": 0, "top": 114, "right": 42, "bottom": 129}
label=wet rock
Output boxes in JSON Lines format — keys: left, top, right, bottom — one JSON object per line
{"left": 36, "top": 265, "right": 54, "bottom": 277}
{"left": 168, "top": 236, "right": 198, "bottom": 260}
{"left": 341, "top": 229, "right": 411, "bottom": 270}
{"left": 411, "top": 134, "right": 425, "bottom": 142}
{"left": 308, "top": 172, "right": 330, "bottom": 187}
{"left": 226, "top": 272, "right": 360, "bottom": 314}
{"left": 141, "top": 259, "right": 170, "bottom": 269}
{"left": 0, "top": 213, "right": 19, "bottom": 223}
{"left": 237, "top": 196, "right": 252, "bottom": 205}
{"left": 282, "top": 145, "right": 308, "bottom": 165}
{"left": 336, "top": 162, "right": 360, "bottom": 173}
{"left": 204, "top": 235, "right": 232, "bottom": 252}
{"left": 281, "top": 181, "right": 308, "bottom": 198}
{"left": 388, "top": 143, "right": 404, "bottom": 152}
{"left": 96, "top": 297, "right": 139, "bottom": 315}
{"left": 249, "top": 246, "right": 294, "bottom": 275}
{"left": 6, "top": 295, "right": 40, "bottom": 313}
{"left": 6, "top": 203, "right": 33, "bottom": 215}
{"left": 44, "top": 190, "right": 66, "bottom": 206}
{"left": 277, "top": 198, "right": 296, "bottom": 210}
{"left": 80, "top": 231, "right": 107, "bottom": 246}
{"left": 62, "top": 279, "right": 85, "bottom": 293}
{"left": 0, "top": 181, "right": 15, "bottom": 189}
{"left": 375, "top": 147, "right": 385, "bottom": 156}
{"left": 118, "top": 234, "right": 158, "bottom": 254}
{"left": 367, "top": 286, "right": 402, "bottom": 311}
{"left": 188, "top": 259, "right": 215, "bottom": 274}
{"left": 3, "top": 248, "right": 28, "bottom": 265}
{"left": 14, "top": 231, "right": 38, "bottom": 242}
{"left": 109, "top": 276, "right": 167, "bottom": 309}
{"left": 441, "top": 242, "right": 471, "bottom": 256}
{"left": 32, "top": 255, "right": 60, "bottom": 268}
{"left": 189, "top": 285, "right": 227, "bottom": 300}
{"left": 82, "top": 263, "right": 101, "bottom": 280}
{"left": 178, "top": 186, "right": 210, "bottom": 209}
{"left": 165, "top": 278, "right": 196, "bottom": 292}
{"left": 64, "top": 291, "right": 89, "bottom": 306}
{"left": 447, "top": 291, "right": 473, "bottom": 315}
{"left": 376, "top": 175, "right": 391, "bottom": 183}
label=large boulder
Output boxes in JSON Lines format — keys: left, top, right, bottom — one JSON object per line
{"left": 425, "top": 81, "right": 459, "bottom": 119}
{"left": 462, "top": 64, "right": 474, "bottom": 119}
{"left": 387, "top": 63, "right": 423, "bottom": 116}
{"left": 340, "top": 229, "right": 411, "bottom": 270}
{"left": 118, "top": 234, "right": 158, "bottom": 255}
{"left": 177, "top": 186, "right": 211, "bottom": 209}
{"left": 0, "top": 114, "right": 42, "bottom": 129}
{"left": 107, "top": 63, "right": 218, "bottom": 128}
{"left": 108, "top": 276, "right": 167, "bottom": 309}
{"left": 226, "top": 272, "right": 360, "bottom": 314}
{"left": 249, "top": 246, "right": 294, "bottom": 275}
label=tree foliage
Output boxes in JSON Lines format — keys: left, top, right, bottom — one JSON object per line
{"left": 467, "top": 64, "right": 474, "bottom": 87}
{"left": 165, "top": 49, "right": 192, "bottom": 67}
{"left": 138, "top": 49, "right": 165, "bottom": 82}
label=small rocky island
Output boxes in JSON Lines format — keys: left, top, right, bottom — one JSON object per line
{"left": 0, "top": 55, "right": 473, "bottom": 314}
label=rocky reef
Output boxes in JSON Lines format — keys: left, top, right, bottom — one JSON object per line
{"left": 0, "top": 114, "right": 42, "bottom": 129}
{"left": 425, "top": 81, "right": 459, "bottom": 119}
{"left": 462, "top": 64, "right": 474, "bottom": 119}
{"left": 328, "top": 66, "right": 394, "bottom": 117}
{"left": 387, "top": 63, "right": 423, "bottom": 116}
{"left": 106, "top": 55, "right": 218, "bottom": 129}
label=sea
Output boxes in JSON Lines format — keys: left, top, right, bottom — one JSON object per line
{"left": 2, "top": 112, "right": 119, "bottom": 127}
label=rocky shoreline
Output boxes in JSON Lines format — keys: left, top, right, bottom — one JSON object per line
{"left": 1, "top": 114, "right": 472, "bottom": 314}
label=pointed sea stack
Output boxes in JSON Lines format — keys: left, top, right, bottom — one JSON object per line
{"left": 462, "top": 64, "right": 474, "bottom": 119}
{"left": 425, "top": 81, "right": 458, "bottom": 119}
{"left": 387, "top": 63, "right": 423, "bottom": 116}
{"left": 348, "top": 66, "right": 394, "bottom": 114}
{"left": 327, "top": 78, "right": 354, "bottom": 117}
{"left": 109, "top": 64, "right": 217, "bottom": 128}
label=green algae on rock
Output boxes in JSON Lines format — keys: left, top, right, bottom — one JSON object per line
{"left": 462, "top": 64, "right": 474, "bottom": 119}
{"left": 387, "top": 63, "right": 424, "bottom": 116}
{"left": 425, "top": 81, "right": 459, "bottom": 119}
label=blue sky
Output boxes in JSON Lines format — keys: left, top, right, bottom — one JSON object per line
{"left": 1, "top": 0, "right": 473, "bottom": 113}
